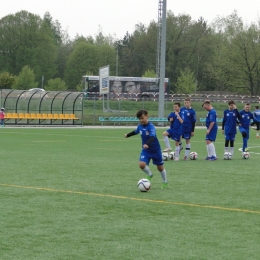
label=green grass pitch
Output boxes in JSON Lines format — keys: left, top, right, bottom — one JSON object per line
{"left": 0, "top": 127, "right": 260, "bottom": 260}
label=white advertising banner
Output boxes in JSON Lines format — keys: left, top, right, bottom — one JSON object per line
{"left": 99, "top": 65, "right": 109, "bottom": 95}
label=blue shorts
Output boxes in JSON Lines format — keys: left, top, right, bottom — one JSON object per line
{"left": 225, "top": 133, "right": 236, "bottom": 141}
{"left": 238, "top": 126, "right": 250, "bottom": 139}
{"left": 139, "top": 150, "right": 164, "bottom": 166}
{"left": 167, "top": 129, "right": 182, "bottom": 142}
{"left": 205, "top": 128, "right": 218, "bottom": 142}
{"left": 182, "top": 130, "right": 191, "bottom": 140}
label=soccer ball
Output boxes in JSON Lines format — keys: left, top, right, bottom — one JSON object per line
{"left": 241, "top": 152, "right": 250, "bottom": 159}
{"left": 189, "top": 151, "right": 198, "bottom": 160}
{"left": 137, "top": 178, "right": 151, "bottom": 192}
{"left": 223, "top": 152, "right": 232, "bottom": 160}
{"left": 168, "top": 151, "right": 176, "bottom": 160}
{"left": 162, "top": 152, "right": 169, "bottom": 161}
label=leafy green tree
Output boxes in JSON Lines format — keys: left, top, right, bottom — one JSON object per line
{"left": 142, "top": 69, "right": 156, "bottom": 78}
{"left": 175, "top": 68, "right": 196, "bottom": 94}
{"left": 0, "top": 11, "right": 57, "bottom": 85}
{"left": 115, "top": 23, "right": 157, "bottom": 77}
{"left": 0, "top": 72, "right": 17, "bottom": 89}
{"left": 56, "top": 41, "right": 73, "bottom": 80}
{"left": 64, "top": 42, "right": 98, "bottom": 89}
{"left": 211, "top": 11, "right": 260, "bottom": 95}
{"left": 64, "top": 41, "right": 116, "bottom": 89}
{"left": 45, "top": 78, "right": 68, "bottom": 91}
{"left": 230, "top": 26, "right": 260, "bottom": 95}
{"left": 43, "top": 12, "right": 63, "bottom": 46}
{"left": 76, "top": 83, "right": 84, "bottom": 92}
{"left": 43, "top": 11, "right": 70, "bottom": 80}
{"left": 12, "top": 65, "right": 38, "bottom": 90}
{"left": 165, "top": 12, "right": 214, "bottom": 92}
{"left": 205, "top": 33, "right": 235, "bottom": 92}
{"left": 94, "top": 26, "right": 114, "bottom": 46}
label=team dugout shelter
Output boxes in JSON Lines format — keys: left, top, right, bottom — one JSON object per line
{"left": 0, "top": 89, "right": 84, "bottom": 126}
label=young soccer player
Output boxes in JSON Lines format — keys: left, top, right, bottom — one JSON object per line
{"left": 250, "top": 105, "right": 260, "bottom": 138}
{"left": 0, "top": 107, "right": 5, "bottom": 127}
{"left": 222, "top": 100, "right": 240, "bottom": 157}
{"left": 179, "top": 98, "right": 196, "bottom": 160}
{"left": 238, "top": 103, "right": 254, "bottom": 152}
{"left": 202, "top": 101, "right": 218, "bottom": 161}
{"left": 124, "top": 109, "right": 168, "bottom": 189}
{"left": 162, "top": 102, "right": 183, "bottom": 161}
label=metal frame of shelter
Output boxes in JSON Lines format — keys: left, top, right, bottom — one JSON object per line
{"left": 0, "top": 89, "right": 84, "bottom": 125}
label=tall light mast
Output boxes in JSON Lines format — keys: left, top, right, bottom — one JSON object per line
{"left": 156, "top": 0, "right": 167, "bottom": 119}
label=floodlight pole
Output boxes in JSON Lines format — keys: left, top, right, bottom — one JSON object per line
{"left": 158, "top": 0, "right": 167, "bottom": 119}
{"left": 116, "top": 48, "right": 119, "bottom": 76}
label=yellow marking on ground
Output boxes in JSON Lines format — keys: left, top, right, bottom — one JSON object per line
{"left": 95, "top": 148, "right": 122, "bottom": 150}
{"left": 0, "top": 183, "right": 259, "bottom": 215}
{"left": 1, "top": 131, "right": 130, "bottom": 139}
{"left": 32, "top": 141, "right": 66, "bottom": 142}
{"left": 100, "top": 140, "right": 125, "bottom": 142}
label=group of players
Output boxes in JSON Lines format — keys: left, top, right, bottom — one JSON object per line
{"left": 124, "top": 99, "right": 260, "bottom": 189}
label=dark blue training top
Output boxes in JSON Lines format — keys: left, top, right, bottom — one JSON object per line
{"left": 134, "top": 122, "right": 161, "bottom": 153}
{"left": 168, "top": 112, "right": 183, "bottom": 131}
{"left": 206, "top": 108, "right": 218, "bottom": 131}
{"left": 180, "top": 107, "right": 196, "bottom": 131}
{"left": 239, "top": 110, "right": 254, "bottom": 128}
{"left": 222, "top": 109, "right": 239, "bottom": 134}
{"left": 253, "top": 109, "right": 260, "bottom": 122}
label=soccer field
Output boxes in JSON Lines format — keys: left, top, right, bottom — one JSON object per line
{"left": 1, "top": 127, "right": 260, "bottom": 260}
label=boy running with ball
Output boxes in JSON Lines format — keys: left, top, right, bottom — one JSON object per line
{"left": 124, "top": 109, "right": 168, "bottom": 189}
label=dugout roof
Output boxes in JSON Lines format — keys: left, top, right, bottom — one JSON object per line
{"left": 0, "top": 89, "right": 84, "bottom": 125}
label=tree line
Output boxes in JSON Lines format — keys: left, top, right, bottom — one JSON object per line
{"left": 0, "top": 10, "right": 260, "bottom": 95}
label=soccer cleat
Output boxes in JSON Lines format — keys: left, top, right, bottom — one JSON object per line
{"left": 183, "top": 155, "right": 188, "bottom": 160}
{"left": 174, "top": 157, "right": 179, "bottom": 161}
{"left": 245, "top": 148, "right": 249, "bottom": 152}
{"left": 209, "top": 156, "right": 218, "bottom": 161}
{"left": 147, "top": 175, "right": 153, "bottom": 181}
{"left": 163, "top": 148, "right": 172, "bottom": 152}
{"left": 161, "top": 182, "right": 168, "bottom": 189}
{"left": 204, "top": 156, "right": 211, "bottom": 160}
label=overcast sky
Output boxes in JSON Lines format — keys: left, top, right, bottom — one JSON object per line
{"left": 1, "top": 0, "right": 260, "bottom": 39}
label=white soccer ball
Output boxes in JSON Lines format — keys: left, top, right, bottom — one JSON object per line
{"left": 162, "top": 152, "right": 169, "bottom": 161}
{"left": 241, "top": 152, "right": 250, "bottom": 159}
{"left": 168, "top": 151, "right": 176, "bottom": 160}
{"left": 189, "top": 151, "right": 198, "bottom": 160}
{"left": 137, "top": 178, "right": 151, "bottom": 192}
{"left": 223, "top": 152, "right": 232, "bottom": 160}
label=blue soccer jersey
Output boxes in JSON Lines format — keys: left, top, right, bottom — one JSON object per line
{"left": 168, "top": 112, "right": 183, "bottom": 132}
{"left": 206, "top": 109, "right": 218, "bottom": 131}
{"left": 239, "top": 110, "right": 254, "bottom": 128}
{"left": 222, "top": 109, "right": 238, "bottom": 134}
{"left": 135, "top": 122, "right": 161, "bottom": 153}
{"left": 180, "top": 107, "right": 196, "bottom": 132}
{"left": 253, "top": 109, "right": 260, "bottom": 122}
{"left": 205, "top": 108, "right": 218, "bottom": 141}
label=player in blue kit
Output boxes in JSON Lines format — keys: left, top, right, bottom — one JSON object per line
{"left": 124, "top": 109, "right": 168, "bottom": 189}
{"left": 202, "top": 101, "right": 218, "bottom": 161}
{"left": 179, "top": 98, "right": 196, "bottom": 160}
{"left": 238, "top": 103, "right": 254, "bottom": 152}
{"left": 250, "top": 105, "right": 260, "bottom": 138}
{"left": 222, "top": 100, "right": 240, "bottom": 157}
{"left": 162, "top": 102, "right": 184, "bottom": 161}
